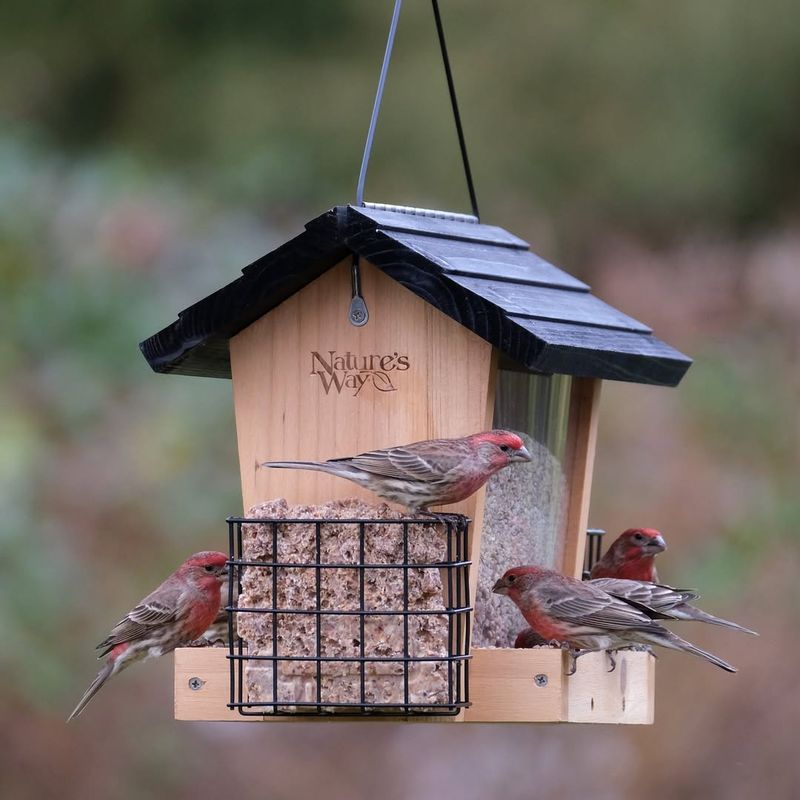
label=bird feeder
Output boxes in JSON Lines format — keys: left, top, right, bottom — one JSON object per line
{"left": 139, "top": 2, "right": 691, "bottom": 724}
{"left": 140, "top": 202, "right": 690, "bottom": 724}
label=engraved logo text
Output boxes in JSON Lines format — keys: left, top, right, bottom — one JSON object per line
{"left": 310, "top": 350, "right": 410, "bottom": 396}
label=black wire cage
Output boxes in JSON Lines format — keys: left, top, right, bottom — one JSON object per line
{"left": 225, "top": 515, "right": 471, "bottom": 717}
{"left": 582, "top": 528, "right": 606, "bottom": 579}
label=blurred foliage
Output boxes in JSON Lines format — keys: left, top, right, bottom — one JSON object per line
{"left": 2, "top": 1, "right": 800, "bottom": 235}
{"left": 0, "top": 2, "right": 798, "bottom": 799}
{"left": 0, "top": 135, "right": 248, "bottom": 703}
{"left": 678, "top": 345, "right": 800, "bottom": 593}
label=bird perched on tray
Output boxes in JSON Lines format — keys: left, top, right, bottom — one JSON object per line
{"left": 587, "top": 527, "right": 755, "bottom": 634}
{"left": 68, "top": 551, "right": 229, "bottom": 720}
{"left": 493, "top": 565, "right": 736, "bottom": 673}
{"left": 590, "top": 577, "right": 757, "bottom": 635}
{"left": 514, "top": 627, "right": 549, "bottom": 648}
{"left": 590, "top": 528, "right": 667, "bottom": 581}
{"left": 260, "top": 430, "right": 532, "bottom": 514}
{"left": 514, "top": 578, "right": 756, "bottom": 648}
{"left": 191, "top": 590, "right": 234, "bottom": 647}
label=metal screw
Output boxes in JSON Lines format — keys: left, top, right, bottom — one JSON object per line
{"left": 188, "top": 677, "right": 205, "bottom": 691}
{"left": 534, "top": 673, "right": 548, "bottom": 687}
{"left": 348, "top": 295, "right": 369, "bottom": 327}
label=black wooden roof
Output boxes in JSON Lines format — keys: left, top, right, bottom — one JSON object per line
{"left": 140, "top": 204, "right": 691, "bottom": 386}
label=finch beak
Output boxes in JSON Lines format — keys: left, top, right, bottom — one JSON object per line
{"left": 645, "top": 535, "right": 667, "bottom": 554}
{"left": 512, "top": 446, "right": 532, "bottom": 463}
{"left": 492, "top": 578, "right": 509, "bottom": 595}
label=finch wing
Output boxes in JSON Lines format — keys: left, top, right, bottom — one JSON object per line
{"left": 590, "top": 579, "right": 700, "bottom": 612}
{"left": 338, "top": 439, "right": 471, "bottom": 482}
{"left": 96, "top": 585, "right": 183, "bottom": 655}
{"left": 539, "top": 582, "right": 657, "bottom": 632}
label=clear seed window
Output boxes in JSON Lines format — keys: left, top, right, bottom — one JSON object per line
{"left": 474, "top": 371, "right": 571, "bottom": 647}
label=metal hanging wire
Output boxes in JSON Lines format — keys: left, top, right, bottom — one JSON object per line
{"left": 431, "top": 0, "right": 479, "bottom": 220}
{"left": 355, "top": 0, "right": 404, "bottom": 209}
{"left": 355, "top": 0, "right": 480, "bottom": 219}
{"left": 350, "top": 1, "right": 480, "bottom": 327}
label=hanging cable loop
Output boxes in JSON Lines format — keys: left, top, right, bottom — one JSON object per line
{"left": 431, "top": 0, "right": 479, "bottom": 220}
{"left": 355, "top": 0, "right": 479, "bottom": 220}
{"left": 351, "top": 0, "right": 480, "bottom": 326}
{"left": 356, "top": 0, "right": 403, "bottom": 208}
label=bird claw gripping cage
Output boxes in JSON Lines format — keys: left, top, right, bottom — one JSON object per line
{"left": 225, "top": 514, "right": 472, "bottom": 716}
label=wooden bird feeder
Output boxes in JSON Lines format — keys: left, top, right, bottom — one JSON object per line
{"left": 140, "top": 202, "right": 690, "bottom": 724}
{"left": 139, "top": 2, "right": 691, "bottom": 724}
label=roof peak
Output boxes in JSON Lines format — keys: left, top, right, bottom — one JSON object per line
{"left": 140, "top": 204, "right": 691, "bottom": 385}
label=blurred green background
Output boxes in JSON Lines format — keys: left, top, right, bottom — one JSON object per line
{"left": 2, "top": 1, "right": 797, "bottom": 798}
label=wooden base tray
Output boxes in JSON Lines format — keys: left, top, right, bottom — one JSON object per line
{"left": 174, "top": 646, "right": 654, "bottom": 724}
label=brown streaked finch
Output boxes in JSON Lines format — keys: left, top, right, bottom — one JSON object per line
{"left": 493, "top": 565, "right": 736, "bottom": 674}
{"left": 590, "top": 577, "right": 758, "bottom": 636}
{"left": 68, "top": 551, "right": 229, "bottom": 720}
{"left": 590, "top": 528, "right": 666, "bottom": 581}
{"left": 260, "top": 430, "right": 532, "bottom": 514}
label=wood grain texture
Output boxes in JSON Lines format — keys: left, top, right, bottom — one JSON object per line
{"left": 387, "top": 232, "right": 589, "bottom": 289}
{"left": 450, "top": 276, "right": 651, "bottom": 333}
{"left": 564, "top": 649, "right": 655, "bottom": 724}
{"left": 229, "top": 258, "right": 495, "bottom": 515}
{"left": 464, "top": 648, "right": 654, "bottom": 724}
{"left": 464, "top": 648, "right": 564, "bottom": 722}
{"left": 141, "top": 215, "right": 346, "bottom": 377}
{"left": 140, "top": 204, "right": 692, "bottom": 386}
{"left": 466, "top": 350, "right": 499, "bottom": 612}
{"left": 175, "top": 647, "right": 241, "bottom": 722}
{"left": 510, "top": 317, "right": 689, "bottom": 384}
{"left": 173, "top": 648, "right": 458, "bottom": 723}
{"left": 176, "top": 647, "right": 654, "bottom": 724}
{"left": 348, "top": 227, "right": 691, "bottom": 386}
{"left": 561, "top": 378, "right": 602, "bottom": 579}
{"left": 347, "top": 204, "right": 529, "bottom": 248}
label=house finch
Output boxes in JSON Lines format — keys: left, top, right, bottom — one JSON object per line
{"left": 193, "top": 608, "right": 230, "bottom": 646}
{"left": 514, "top": 628, "right": 549, "bottom": 648}
{"left": 191, "top": 578, "right": 239, "bottom": 647}
{"left": 68, "top": 551, "right": 229, "bottom": 720}
{"left": 591, "top": 578, "right": 758, "bottom": 635}
{"left": 590, "top": 528, "right": 666, "bottom": 581}
{"left": 260, "top": 430, "right": 532, "bottom": 514}
{"left": 493, "top": 566, "right": 736, "bottom": 673}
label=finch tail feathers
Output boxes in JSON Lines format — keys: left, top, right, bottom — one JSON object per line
{"left": 261, "top": 461, "right": 364, "bottom": 482}
{"left": 261, "top": 461, "right": 332, "bottom": 473}
{"left": 67, "top": 660, "right": 115, "bottom": 721}
{"left": 679, "top": 607, "right": 758, "bottom": 636}
{"left": 654, "top": 629, "right": 737, "bottom": 673}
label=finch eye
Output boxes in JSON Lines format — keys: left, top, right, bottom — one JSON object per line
{"left": 500, "top": 445, "right": 510, "bottom": 452}
{"left": 203, "top": 565, "right": 215, "bottom": 572}
{"left": 507, "top": 574, "right": 516, "bottom": 583}
{"left": 633, "top": 533, "right": 644, "bottom": 541}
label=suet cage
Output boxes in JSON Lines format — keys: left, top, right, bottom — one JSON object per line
{"left": 224, "top": 514, "right": 471, "bottom": 716}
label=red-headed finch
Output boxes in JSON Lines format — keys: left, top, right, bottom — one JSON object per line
{"left": 193, "top": 577, "right": 238, "bottom": 647}
{"left": 68, "top": 551, "right": 229, "bottom": 720}
{"left": 590, "top": 528, "right": 666, "bottom": 581}
{"left": 261, "top": 430, "right": 532, "bottom": 514}
{"left": 591, "top": 578, "right": 758, "bottom": 636}
{"left": 493, "top": 566, "right": 736, "bottom": 673}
